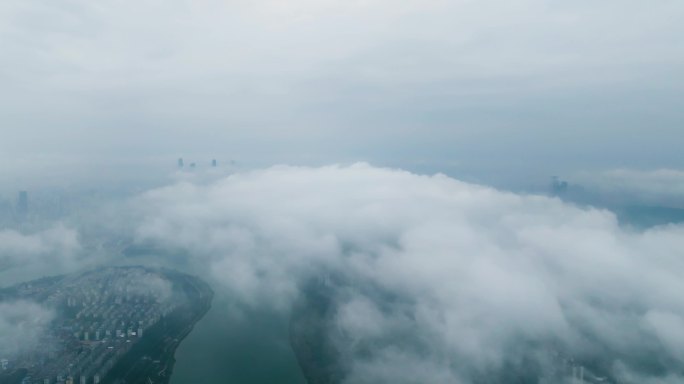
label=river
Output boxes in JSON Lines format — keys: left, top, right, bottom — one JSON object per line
{"left": 170, "top": 293, "right": 307, "bottom": 384}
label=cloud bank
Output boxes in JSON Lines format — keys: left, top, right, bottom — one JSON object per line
{"left": 131, "top": 164, "right": 684, "bottom": 382}
{"left": 0, "top": 224, "right": 82, "bottom": 286}
{"left": 0, "top": 301, "right": 55, "bottom": 359}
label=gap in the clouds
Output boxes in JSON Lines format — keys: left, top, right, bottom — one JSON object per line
{"left": 170, "top": 294, "right": 307, "bottom": 384}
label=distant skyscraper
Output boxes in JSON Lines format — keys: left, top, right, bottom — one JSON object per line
{"left": 17, "top": 191, "right": 28, "bottom": 217}
{"left": 178, "top": 158, "right": 184, "bottom": 168}
{"left": 212, "top": 159, "right": 217, "bottom": 167}
{"left": 190, "top": 162, "right": 196, "bottom": 169}
{"left": 550, "top": 176, "right": 568, "bottom": 196}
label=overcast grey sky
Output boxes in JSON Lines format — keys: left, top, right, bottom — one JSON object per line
{"left": 1, "top": 0, "right": 683, "bottom": 186}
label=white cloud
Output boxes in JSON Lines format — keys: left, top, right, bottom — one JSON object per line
{"left": 132, "top": 163, "right": 684, "bottom": 382}
{"left": 0, "top": 301, "right": 55, "bottom": 359}
{"left": 645, "top": 311, "right": 684, "bottom": 363}
{"left": 0, "top": 224, "right": 80, "bottom": 266}
{"left": 0, "top": 224, "right": 82, "bottom": 286}
{"left": 126, "top": 271, "right": 174, "bottom": 303}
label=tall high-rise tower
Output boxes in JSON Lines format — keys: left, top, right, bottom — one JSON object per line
{"left": 550, "top": 176, "right": 568, "bottom": 196}
{"left": 212, "top": 159, "right": 217, "bottom": 167}
{"left": 178, "top": 158, "right": 184, "bottom": 168}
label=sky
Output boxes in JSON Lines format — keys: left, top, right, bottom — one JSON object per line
{"left": 1, "top": 0, "right": 683, "bottom": 187}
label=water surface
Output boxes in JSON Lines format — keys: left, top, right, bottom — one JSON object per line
{"left": 171, "top": 294, "right": 307, "bottom": 384}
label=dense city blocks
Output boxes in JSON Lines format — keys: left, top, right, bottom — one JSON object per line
{"left": 0, "top": 267, "right": 213, "bottom": 384}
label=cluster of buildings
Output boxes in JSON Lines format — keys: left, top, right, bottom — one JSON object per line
{"left": 1, "top": 268, "right": 183, "bottom": 384}
{"left": 553, "top": 357, "right": 609, "bottom": 383}
{"left": 177, "top": 157, "right": 218, "bottom": 170}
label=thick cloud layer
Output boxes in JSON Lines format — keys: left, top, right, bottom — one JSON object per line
{"left": 133, "top": 164, "right": 684, "bottom": 382}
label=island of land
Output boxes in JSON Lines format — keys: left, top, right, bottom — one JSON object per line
{"left": 0, "top": 266, "right": 213, "bottom": 384}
